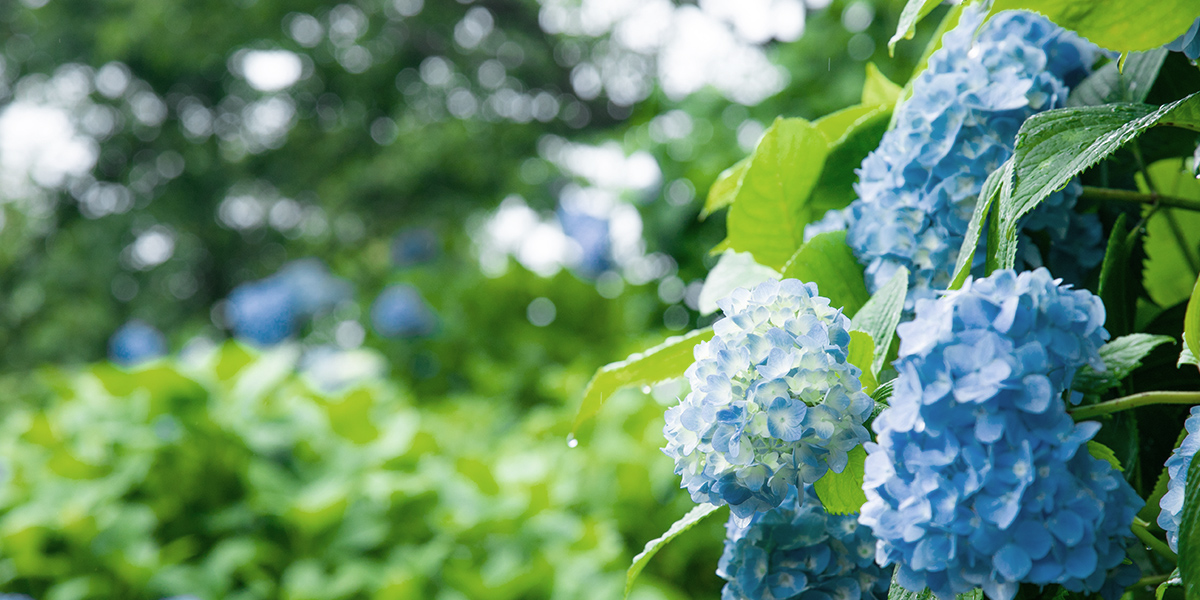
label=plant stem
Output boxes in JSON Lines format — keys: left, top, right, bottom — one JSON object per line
{"left": 1069, "top": 391, "right": 1200, "bottom": 420}
{"left": 1079, "top": 186, "right": 1200, "bottom": 213}
{"left": 1133, "top": 518, "right": 1178, "bottom": 564}
{"left": 1134, "top": 573, "right": 1172, "bottom": 588}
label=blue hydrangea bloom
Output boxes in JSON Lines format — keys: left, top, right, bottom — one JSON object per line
{"left": 719, "top": 485, "right": 893, "bottom": 600}
{"left": 558, "top": 206, "right": 612, "bottom": 279}
{"left": 663, "top": 279, "right": 873, "bottom": 517}
{"left": 391, "top": 228, "right": 440, "bottom": 267}
{"left": 108, "top": 320, "right": 168, "bottom": 366}
{"left": 272, "top": 258, "right": 352, "bottom": 316}
{"left": 370, "top": 284, "right": 437, "bottom": 338}
{"left": 1166, "top": 17, "right": 1200, "bottom": 59}
{"left": 861, "top": 269, "right": 1141, "bottom": 600}
{"left": 812, "top": 7, "right": 1104, "bottom": 308}
{"left": 227, "top": 279, "right": 297, "bottom": 346}
{"left": 1158, "top": 405, "right": 1200, "bottom": 551}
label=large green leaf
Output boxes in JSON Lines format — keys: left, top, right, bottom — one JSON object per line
{"left": 862, "top": 62, "right": 902, "bottom": 108}
{"left": 724, "top": 117, "right": 831, "bottom": 270}
{"left": 782, "top": 231, "right": 870, "bottom": 319}
{"left": 987, "top": 0, "right": 1200, "bottom": 54}
{"left": 1068, "top": 49, "right": 1168, "bottom": 107}
{"left": 1074, "top": 333, "right": 1175, "bottom": 396}
{"left": 703, "top": 157, "right": 749, "bottom": 218}
{"left": 572, "top": 328, "right": 715, "bottom": 434}
{"left": 1140, "top": 158, "right": 1200, "bottom": 308}
{"left": 811, "top": 106, "right": 891, "bottom": 215}
{"left": 850, "top": 267, "right": 909, "bottom": 377}
{"left": 950, "top": 160, "right": 1010, "bottom": 290}
{"left": 813, "top": 445, "right": 868, "bottom": 515}
{"left": 889, "top": 0, "right": 946, "bottom": 55}
{"left": 1097, "top": 213, "right": 1135, "bottom": 337}
{"left": 994, "top": 93, "right": 1200, "bottom": 269}
{"left": 625, "top": 503, "right": 724, "bottom": 598}
{"left": 1186, "top": 274, "right": 1200, "bottom": 372}
{"left": 1176, "top": 445, "right": 1200, "bottom": 599}
{"left": 699, "top": 251, "right": 780, "bottom": 315}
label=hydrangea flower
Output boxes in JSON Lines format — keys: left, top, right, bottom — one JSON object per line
{"left": 1166, "top": 17, "right": 1200, "bottom": 59}
{"left": 811, "top": 7, "right": 1104, "bottom": 308}
{"left": 719, "top": 485, "right": 893, "bottom": 600}
{"left": 370, "top": 283, "right": 437, "bottom": 338}
{"left": 860, "top": 269, "right": 1142, "bottom": 600}
{"left": 663, "top": 279, "right": 873, "bottom": 517}
{"left": 1158, "top": 405, "right": 1200, "bottom": 551}
{"left": 226, "top": 259, "right": 352, "bottom": 346}
{"left": 108, "top": 320, "right": 168, "bottom": 366}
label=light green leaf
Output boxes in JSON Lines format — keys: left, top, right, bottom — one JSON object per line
{"left": 1097, "top": 213, "right": 1134, "bottom": 337}
{"left": 1068, "top": 49, "right": 1167, "bottom": 107}
{"left": 1074, "top": 334, "right": 1175, "bottom": 396}
{"left": 995, "top": 93, "right": 1200, "bottom": 269}
{"left": 1181, "top": 343, "right": 1199, "bottom": 369}
{"left": 987, "top": 0, "right": 1200, "bottom": 54}
{"left": 889, "top": 0, "right": 945, "bottom": 55}
{"left": 950, "top": 160, "right": 1010, "bottom": 290}
{"left": 847, "top": 331, "right": 878, "bottom": 395}
{"left": 1087, "top": 441, "right": 1124, "bottom": 472}
{"left": 699, "top": 251, "right": 781, "bottom": 316}
{"left": 782, "top": 231, "right": 870, "bottom": 319}
{"left": 1140, "top": 158, "right": 1200, "bottom": 308}
{"left": 724, "top": 117, "right": 830, "bottom": 270}
{"left": 887, "top": 571, "right": 982, "bottom": 600}
{"left": 573, "top": 328, "right": 715, "bottom": 434}
{"left": 862, "top": 63, "right": 902, "bottom": 108}
{"left": 850, "top": 267, "right": 909, "bottom": 377}
{"left": 1187, "top": 274, "right": 1200, "bottom": 371}
{"left": 813, "top": 445, "right": 868, "bottom": 515}
{"left": 812, "top": 106, "right": 891, "bottom": 215}
{"left": 703, "top": 157, "right": 749, "bottom": 218}
{"left": 626, "top": 503, "right": 724, "bottom": 598}
{"left": 1156, "top": 568, "right": 1182, "bottom": 600}
{"left": 871, "top": 379, "right": 896, "bottom": 405}
{"left": 1176, "top": 444, "right": 1200, "bottom": 598}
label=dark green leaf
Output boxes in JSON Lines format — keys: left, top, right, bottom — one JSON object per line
{"left": 813, "top": 445, "right": 867, "bottom": 515}
{"left": 889, "top": 0, "right": 945, "bottom": 55}
{"left": 626, "top": 503, "right": 724, "bottom": 598}
{"left": 1068, "top": 49, "right": 1167, "bottom": 107}
{"left": 1074, "top": 334, "right": 1175, "bottom": 395}
{"left": 950, "top": 160, "right": 1010, "bottom": 290}
{"left": 782, "top": 231, "right": 870, "bottom": 318}
{"left": 988, "top": 0, "right": 1200, "bottom": 53}
{"left": 699, "top": 251, "right": 780, "bottom": 315}
{"left": 703, "top": 157, "right": 749, "bottom": 218}
{"left": 1087, "top": 441, "right": 1124, "bottom": 472}
{"left": 811, "top": 107, "right": 891, "bottom": 216}
{"left": 1097, "top": 213, "right": 1134, "bottom": 337}
{"left": 1175, "top": 444, "right": 1200, "bottom": 599}
{"left": 995, "top": 93, "right": 1200, "bottom": 269}
{"left": 871, "top": 379, "right": 896, "bottom": 405}
{"left": 573, "top": 328, "right": 715, "bottom": 434}
{"left": 724, "top": 117, "right": 830, "bottom": 270}
{"left": 851, "top": 267, "right": 909, "bottom": 377}
{"left": 1188, "top": 272, "right": 1200, "bottom": 366}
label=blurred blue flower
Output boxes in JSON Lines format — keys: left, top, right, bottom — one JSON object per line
{"left": 558, "top": 207, "right": 612, "bottom": 279}
{"left": 663, "top": 279, "right": 873, "bottom": 517}
{"left": 1166, "top": 17, "right": 1200, "bottom": 59}
{"left": 812, "top": 7, "right": 1104, "bottom": 308}
{"left": 719, "top": 486, "right": 892, "bottom": 600}
{"left": 391, "top": 228, "right": 440, "bottom": 267}
{"left": 272, "top": 258, "right": 352, "bottom": 316}
{"left": 226, "top": 259, "right": 352, "bottom": 346}
{"left": 861, "top": 269, "right": 1140, "bottom": 600}
{"left": 108, "top": 320, "right": 167, "bottom": 366}
{"left": 1158, "top": 405, "right": 1200, "bottom": 551}
{"left": 370, "top": 284, "right": 436, "bottom": 338}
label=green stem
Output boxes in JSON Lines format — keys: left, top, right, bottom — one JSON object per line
{"left": 1069, "top": 391, "right": 1200, "bottom": 420}
{"left": 1134, "top": 573, "right": 1172, "bottom": 588}
{"left": 1079, "top": 186, "right": 1200, "bottom": 214}
{"left": 1133, "top": 517, "right": 1178, "bottom": 564}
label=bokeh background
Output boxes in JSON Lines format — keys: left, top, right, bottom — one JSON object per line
{"left": 0, "top": 0, "right": 934, "bottom": 598}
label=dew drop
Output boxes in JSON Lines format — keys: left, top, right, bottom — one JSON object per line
{"left": 641, "top": 385, "right": 652, "bottom": 394}
{"left": 566, "top": 434, "right": 579, "bottom": 449}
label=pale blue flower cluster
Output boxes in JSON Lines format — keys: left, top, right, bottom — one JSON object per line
{"left": 861, "top": 269, "right": 1141, "bottom": 600}
{"left": 811, "top": 7, "right": 1104, "bottom": 307}
{"left": 663, "top": 279, "right": 873, "bottom": 517}
{"left": 1166, "top": 17, "right": 1200, "bottom": 59}
{"left": 718, "top": 486, "right": 892, "bottom": 600}
{"left": 1158, "top": 405, "right": 1200, "bottom": 551}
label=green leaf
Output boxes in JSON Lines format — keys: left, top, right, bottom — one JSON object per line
{"left": 1140, "top": 158, "right": 1200, "bottom": 308}
{"left": 889, "top": 0, "right": 945, "bottom": 55}
{"left": 871, "top": 379, "right": 896, "bottom": 405}
{"left": 813, "top": 445, "right": 868, "bottom": 515}
{"left": 1176, "top": 443, "right": 1200, "bottom": 598}
{"left": 573, "top": 328, "right": 715, "bottom": 434}
{"left": 1182, "top": 343, "right": 1200, "bottom": 369}
{"left": 887, "top": 571, "right": 982, "bottom": 600}
{"left": 1097, "top": 213, "right": 1134, "bottom": 337}
{"left": 1087, "top": 441, "right": 1124, "bottom": 472}
{"left": 724, "top": 117, "right": 831, "bottom": 270}
{"left": 851, "top": 267, "right": 909, "bottom": 377}
{"left": 848, "top": 331, "right": 878, "bottom": 395}
{"left": 1068, "top": 49, "right": 1168, "bottom": 107}
{"left": 699, "top": 251, "right": 780, "bottom": 315}
{"left": 703, "top": 157, "right": 749, "bottom": 218}
{"left": 1074, "top": 334, "right": 1175, "bottom": 395}
{"left": 625, "top": 503, "right": 724, "bottom": 598}
{"left": 1156, "top": 568, "right": 1182, "bottom": 600}
{"left": 987, "top": 1, "right": 1200, "bottom": 54}
{"left": 782, "top": 231, "right": 871, "bottom": 318}
{"left": 1186, "top": 274, "right": 1200, "bottom": 373}
{"left": 950, "top": 160, "right": 1010, "bottom": 290}
{"left": 995, "top": 93, "right": 1200, "bottom": 269}
{"left": 812, "top": 106, "right": 891, "bottom": 215}
{"left": 862, "top": 63, "right": 902, "bottom": 108}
